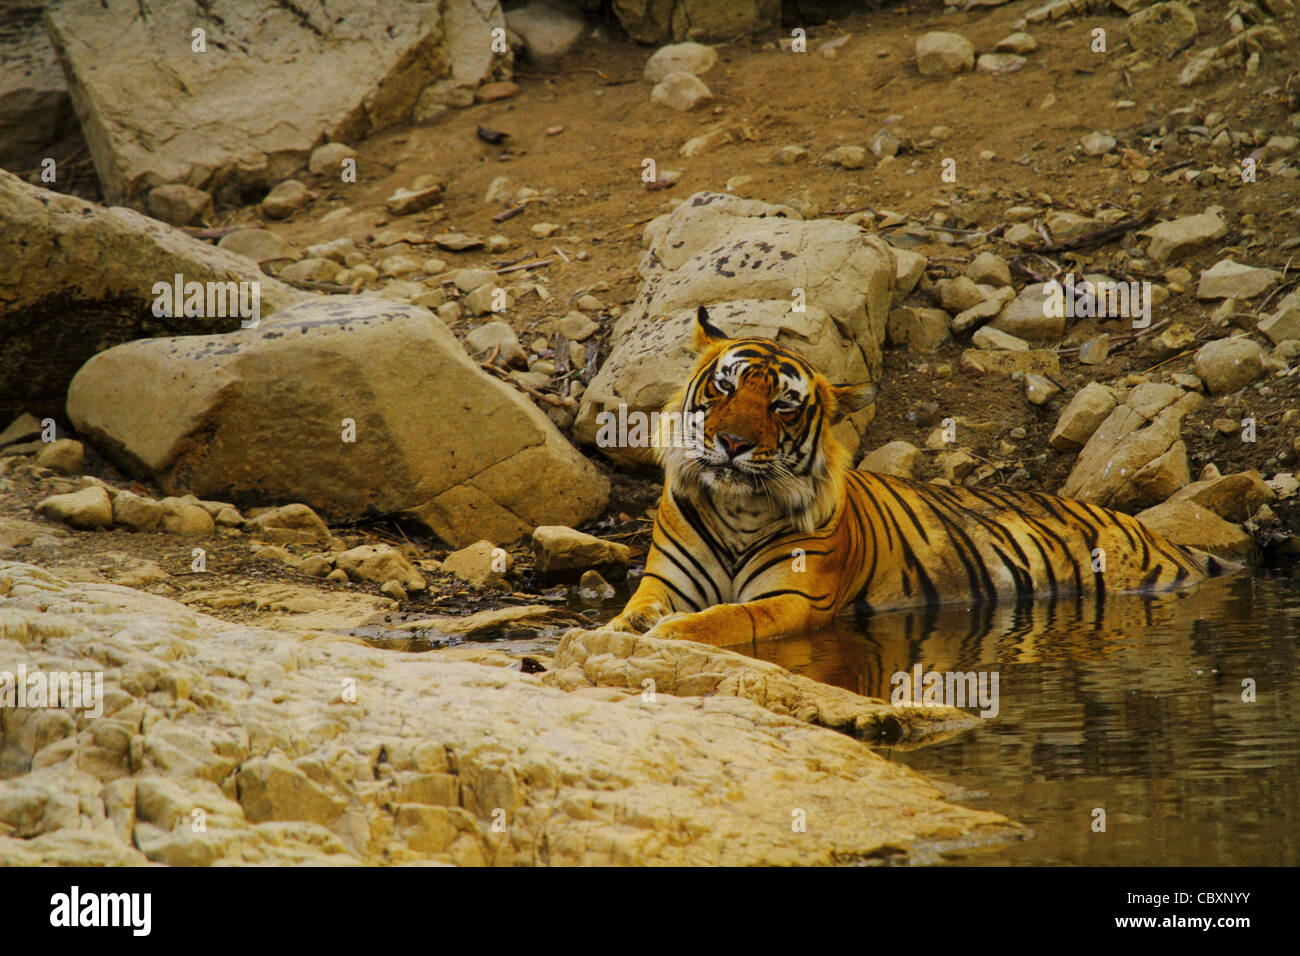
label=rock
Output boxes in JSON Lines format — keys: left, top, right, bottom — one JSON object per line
{"left": 996, "top": 32, "right": 1038, "bottom": 54}
{"left": 45, "top": 0, "right": 505, "bottom": 204}
{"left": 33, "top": 440, "right": 84, "bottom": 475}
{"left": 1024, "top": 373, "right": 1060, "bottom": 405}
{"left": 308, "top": 142, "right": 357, "bottom": 176}
{"left": 989, "top": 282, "right": 1065, "bottom": 343}
{"left": 507, "top": 2, "right": 588, "bottom": 59}
{"left": 159, "top": 498, "right": 214, "bottom": 536}
{"left": 146, "top": 184, "right": 214, "bottom": 227}
{"left": 465, "top": 322, "right": 527, "bottom": 368}
{"left": 299, "top": 555, "right": 333, "bottom": 577}
{"left": 0, "top": 170, "right": 305, "bottom": 423}
{"left": 218, "top": 229, "right": 299, "bottom": 263}
{"left": 937, "top": 277, "right": 985, "bottom": 313}
{"left": 475, "top": 82, "right": 520, "bottom": 103}
{"left": 67, "top": 297, "right": 608, "bottom": 548}
{"left": 1080, "top": 132, "right": 1117, "bottom": 156}
{"left": 575, "top": 193, "right": 893, "bottom": 465}
{"left": 960, "top": 349, "right": 1060, "bottom": 378}
{"left": 0, "top": 413, "right": 43, "bottom": 449}
{"left": 951, "top": 287, "right": 1015, "bottom": 335}
{"left": 1258, "top": 295, "right": 1300, "bottom": 345}
{"left": 441, "top": 539, "right": 512, "bottom": 588}
{"left": 644, "top": 42, "right": 718, "bottom": 82}
{"left": 965, "top": 252, "right": 1011, "bottom": 287}
{"left": 386, "top": 184, "right": 443, "bottom": 217}
{"left": 1004, "top": 223, "right": 1036, "bottom": 246}
{"left": 36, "top": 487, "right": 113, "bottom": 530}
{"left": 112, "top": 491, "right": 165, "bottom": 532}
{"left": 335, "top": 544, "right": 426, "bottom": 591}
{"left": 893, "top": 248, "right": 928, "bottom": 301}
{"left": 976, "top": 53, "right": 1026, "bottom": 74}
{"left": 0, "top": 560, "right": 1011, "bottom": 865}
{"left": 1140, "top": 210, "right": 1228, "bottom": 265}
{"left": 577, "top": 570, "right": 616, "bottom": 602}
{"left": 556, "top": 312, "right": 600, "bottom": 342}
{"left": 915, "top": 32, "right": 974, "bottom": 76}
{"left": 680, "top": 126, "right": 732, "bottom": 158}
{"left": 434, "top": 233, "right": 485, "bottom": 252}
{"left": 1166, "top": 470, "right": 1275, "bottom": 522}
{"left": 774, "top": 145, "right": 809, "bottom": 165}
{"left": 1079, "top": 334, "right": 1110, "bottom": 365}
{"left": 936, "top": 450, "right": 977, "bottom": 482}
{"left": 1060, "top": 383, "right": 1201, "bottom": 509}
{"left": 1134, "top": 500, "right": 1253, "bottom": 560}
{"left": 380, "top": 255, "right": 422, "bottom": 278}
{"left": 651, "top": 72, "right": 712, "bottom": 111}
{"left": 1193, "top": 337, "right": 1265, "bottom": 395}
{"left": 870, "top": 129, "right": 902, "bottom": 158}
{"left": 1049, "top": 383, "right": 1117, "bottom": 452}
{"left": 887, "top": 308, "right": 950, "bottom": 353}
{"left": 532, "top": 526, "right": 631, "bottom": 584}
{"left": 972, "top": 326, "right": 1028, "bottom": 351}
{"left": 824, "top": 145, "right": 868, "bottom": 169}
{"left": 0, "top": 8, "right": 80, "bottom": 172}
{"left": 859, "top": 440, "right": 920, "bottom": 478}
{"left": 576, "top": 294, "right": 605, "bottom": 313}
{"left": 1126, "top": 2, "right": 1198, "bottom": 58}
{"left": 245, "top": 504, "right": 331, "bottom": 546}
{"left": 1196, "top": 259, "right": 1281, "bottom": 300}
{"left": 305, "top": 238, "right": 358, "bottom": 264}
{"left": 612, "top": 1, "right": 780, "bottom": 44}
{"left": 261, "top": 181, "right": 309, "bottom": 220}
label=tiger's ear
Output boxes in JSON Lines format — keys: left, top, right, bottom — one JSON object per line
{"left": 692, "top": 305, "right": 728, "bottom": 351}
{"left": 829, "top": 382, "right": 877, "bottom": 423}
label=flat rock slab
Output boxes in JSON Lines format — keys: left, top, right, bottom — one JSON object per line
{"left": 66, "top": 297, "right": 608, "bottom": 547}
{"left": 0, "top": 170, "right": 306, "bottom": 423}
{"left": 0, "top": 561, "right": 1017, "bottom": 865}
{"left": 45, "top": 0, "right": 506, "bottom": 204}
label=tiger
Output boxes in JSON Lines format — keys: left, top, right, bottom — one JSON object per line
{"left": 608, "top": 306, "right": 1233, "bottom": 648}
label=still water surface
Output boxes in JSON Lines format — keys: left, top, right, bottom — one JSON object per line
{"left": 739, "top": 569, "right": 1300, "bottom": 865}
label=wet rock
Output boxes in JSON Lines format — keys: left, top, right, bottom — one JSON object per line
{"left": 1049, "top": 382, "right": 1117, "bottom": 452}
{"left": 532, "top": 526, "right": 631, "bottom": 584}
{"left": 651, "top": 72, "right": 712, "bottom": 111}
{"left": 245, "top": 504, "right": 331, "bottom": 546}
{"left": 146, "top": 184, "right": 213, "bottom": 227}
{"left": 859, "top": 440, "right": 920, "bottom": 478}
{"left": 260, "top": 181, "right": 309, "bottom": 220}
{"left": 67, "top": 297, "right": 609, "bottom": 547}
{"left": 1134, "top": 500, "right": 1252, "bottom": 560}
{"left": 915, "top": 32, "right": 974, "bottom": 76}
{"left": 1193, "top": 337, "right": 1265, "bottom": 394}
{"left": 1126, "top": 2, "right": 1198, "bottom": 58}
{"left": 577, "top": 569, "right": 616, "bottom": 603}
{"left": 1196, "top": 259, "right": 1281, "bottom": 300}
{"left": 1140, "top": 210, "right": 1228, "bottom": 265}
{"left": 644, "top": 42, "right": 718, "bottom": 81}
{"left": 1060, "top": 383, "right": 1201, "bottom": 509}
{"left": 36, "top": 486, "right": 113, "bottom": 530}
{"left": 442, "top": 539, "right": 512, "bottom": 588}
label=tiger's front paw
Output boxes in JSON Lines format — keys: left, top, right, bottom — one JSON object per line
{"left": 643, "top": 612, "right": 725, "bottom": 646}
{"left": 607, "top": 601, "right": 669, "bottom": 635}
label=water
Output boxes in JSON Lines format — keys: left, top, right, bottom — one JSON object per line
{"left": 739, "top": 570, "right": 1300, "bottom": 866}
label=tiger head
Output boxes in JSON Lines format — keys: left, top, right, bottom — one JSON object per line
{"left": 658, "top": 306, "right": 877, "bottom": 532}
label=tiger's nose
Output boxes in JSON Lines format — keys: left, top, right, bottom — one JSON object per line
{"left": 718, "top": 433, "right": 755, "bottom": 458}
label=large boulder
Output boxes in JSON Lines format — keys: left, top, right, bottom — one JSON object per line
{"left": 0, "top": 6, "right": 82, "bottom": 171}
{"left": 44, "top": 0, "right": 509, "bottom": 204}
{"left": 611, "top": 0, "right": 779, "bottom": 43}
{"left": 0, "top": 170, "right": 306, "bottom": 423}
{"left": 574, "top": 192, "right": 895, "bottom": 464}
{"left": 65, "top": 297, "right": 609, "bottom": 547}
{"left": 1059, "top": 383, "right": 1201, "bottom": 510}
{"left": 0, "top": 561, "right": 1016, "bottom": 866}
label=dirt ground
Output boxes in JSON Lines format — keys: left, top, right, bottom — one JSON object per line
{"left": 7, "top": 0, "right": 1300, "bottom": 631}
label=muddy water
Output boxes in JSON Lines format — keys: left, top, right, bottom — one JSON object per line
{"left": 739, "top": 569, "right": 1300, "bottom": 865}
